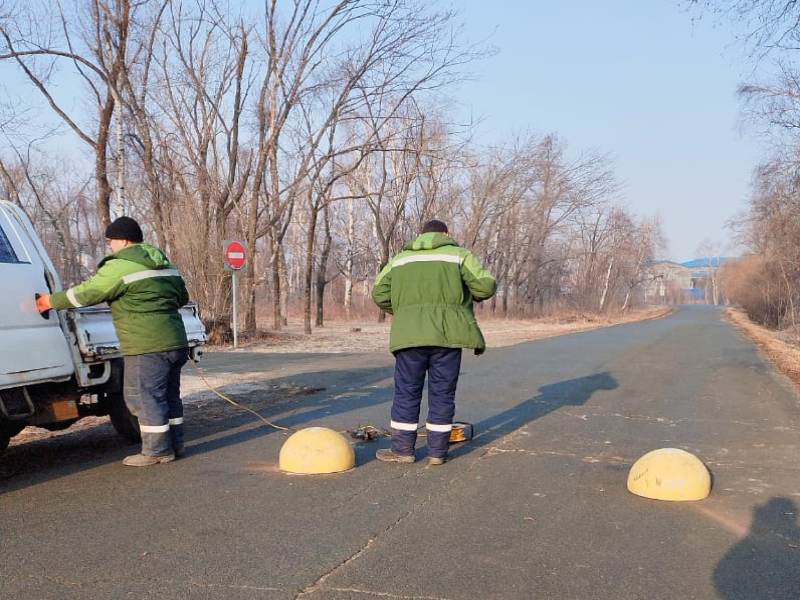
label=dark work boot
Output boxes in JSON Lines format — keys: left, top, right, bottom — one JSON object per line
{"left": 122, "top": 453, "right": 175, "bottom": 467}
{"left": 376, "top": 449, "right": 415, "bottom": 463}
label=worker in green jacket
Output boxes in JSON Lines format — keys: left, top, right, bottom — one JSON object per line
{"left": 36, "top": 216, "right": 190, "bottom": 467}
{"left": 372, "top": 219, "right": 497, "bottom": 465}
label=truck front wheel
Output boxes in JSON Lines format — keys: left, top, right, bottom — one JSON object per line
{"left": 104, "top": 392, "right": 141, "bottom": 444}
{"left": 0, "top": 421, "right": 26, "bottom": 452}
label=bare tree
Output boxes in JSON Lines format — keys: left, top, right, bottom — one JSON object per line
{"left": 3, "top": 1, "right": 676, "bottom": 333}
{"left": 620, "top": 218, "right": 664, "bottom": 312}
{"left": 686, "top": 1, "right": 800, "bottom": 57}
{"left": 137, "top": 2, "right": 255, "bottom": 334}
{"left": 0, "top": 0, "right": 138, "bottom": 227}
{"left": 726, "top": 159, "right": 800, "bottom": 328}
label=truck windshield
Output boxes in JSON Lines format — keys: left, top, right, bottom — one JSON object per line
{"left": 0, "top": 225, "right": 20, "bottom": 263}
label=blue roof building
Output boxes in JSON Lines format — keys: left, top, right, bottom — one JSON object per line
{"left": 680, "top": 257, "right": 736, "bottom": 268}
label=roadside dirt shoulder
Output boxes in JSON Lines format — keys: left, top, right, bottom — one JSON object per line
{"left": 726, "top": 307, "right": 800, "bottom": 395}
{"left": 214, "top": 305, "right": 674, "bottom": 356}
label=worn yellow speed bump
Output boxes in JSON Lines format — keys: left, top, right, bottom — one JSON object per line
{"left": 627, "top": 448, "right": 711, "bottom": 501}
{"left": 279, "top": 427, "right": 356, "bottom": 474}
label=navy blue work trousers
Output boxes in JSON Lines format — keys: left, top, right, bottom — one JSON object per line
{"left": 391, "top": 346, "right": 462, "bottom": 459}
{"left": 123, "top": 349, "right": 188, "bottom": 456}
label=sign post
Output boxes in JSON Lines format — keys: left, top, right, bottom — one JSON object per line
{"left": 223, "top": 240, "right": 247, "bottom": 348}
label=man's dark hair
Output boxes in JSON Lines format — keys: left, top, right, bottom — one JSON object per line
{"left": 421, "top": 219, "right": 448, "bottom": 234}
{"left": 105, "top": 216, "right": 144, "bottom": 243}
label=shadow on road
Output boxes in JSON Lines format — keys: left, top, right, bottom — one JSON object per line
{"left": 451, "top": 371, "right": 618, "bottom": 458}
{"left": 0, "top": 362, "right": 393, "bottom": 494}
{"left": 185, "top": 364, "right": 394, "bottom": 456}
{"left": 713, "top": 497, "right": 800, "bottom": 600}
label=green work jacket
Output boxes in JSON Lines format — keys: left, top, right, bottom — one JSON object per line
{"left": 372, "top": 233, "right": 497, "bottom": 354}
{"left": 50, "top": 243, "right": 189, "bottom": 356}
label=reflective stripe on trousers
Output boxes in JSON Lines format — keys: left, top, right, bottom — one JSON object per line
{"left": 123, "top": 349, "right": 188, "bottom": 456}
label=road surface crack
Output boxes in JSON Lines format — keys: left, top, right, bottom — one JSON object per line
{"left": 293, "top": 470, "right": 450, "bottom": 599}
{"left": 322, "top": 586, "right": 462, "bottom": 599}
{"left": 293, "top": 510, "right": 414, "bottom": 598}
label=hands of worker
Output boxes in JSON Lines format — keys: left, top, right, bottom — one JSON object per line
{"left": 36, "top": 293, "right": 53, "bottom": 314}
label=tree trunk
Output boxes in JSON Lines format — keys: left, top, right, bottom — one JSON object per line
{"left": 599, "top": 256, "right": 614, "bottom": 312}
{"left": 269, "top": 230, "right": 282, "bottom": 331}
{"left": 244, "top": 193, "right": 259, "bottom": 333}
{"left": 315, "top": 205, "right": 333, "bottom": 327}
{"left": 244, "top": 241, "right": 257, "bottom": 333}
{"left": 279, "top": 247, "right": 289, "bottom": 326}
{"left": 344, "top": 197, "right": 355, "bottom": 320}
{"left": 96, "top": 91, "right": 115, "bottom": 228}
{"left": 303, "top": 199, "right": 318, "bottom": 335}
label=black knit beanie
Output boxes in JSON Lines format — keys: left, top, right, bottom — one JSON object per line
{"left": 421, "top": 219, "right": 448, "bottom": 234}
{"left": 105, "top": 216, "right": 143, "bottom": 243}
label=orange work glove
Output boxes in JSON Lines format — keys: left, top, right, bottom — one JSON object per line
{"left": 36, "top": 293, "right": 53, "bottom": 314}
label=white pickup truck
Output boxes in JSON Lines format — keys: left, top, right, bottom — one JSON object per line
{"left": 0, "top": 200, "right": 206, "bottom": 451}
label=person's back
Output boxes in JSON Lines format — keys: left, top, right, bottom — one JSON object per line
{"left": 90, "top": 242, "right": 189, "bottom": 356}
{"left": 372, "top": 219, "right": 496, "bottom": 465}
{"left": 372, "top": 226, "right": 495, "bottom": 354}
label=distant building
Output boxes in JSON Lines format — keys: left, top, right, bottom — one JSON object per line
{"left": 643, "top": 257, "right": 737, "bottom": 304}
{"left": 680, "top": 257, "right": 734, "bottom": 269}
{"left": 642, "top": 261, "right": 691, "bottom": 303}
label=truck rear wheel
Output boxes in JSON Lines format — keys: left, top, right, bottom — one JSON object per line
{"left": 105, "top": 392, "right": 141, "bottom": 444}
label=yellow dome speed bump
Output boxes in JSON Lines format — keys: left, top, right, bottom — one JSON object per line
{"left": 627, "top": 448, "right": 711, "bottom": 501}
{"left": 279, "top": 427, "right": 356, "bottom": 474}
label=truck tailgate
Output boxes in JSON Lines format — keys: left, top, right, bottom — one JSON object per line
{"left": 71, "top": 304, "right": 207, "bottom": 362}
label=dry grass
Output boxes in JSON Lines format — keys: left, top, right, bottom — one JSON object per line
{"left": 481, "top": 307, "right": 673, "bottom": 348}
{"left": 726, "top": 307, "right": 800, "bottom": 392}
{"left": 224, "top": 306, "right": 674, "bottom": 355}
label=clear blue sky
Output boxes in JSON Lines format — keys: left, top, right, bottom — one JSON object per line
{"left": 452, "top": 0, "right": 762, "bottom": 263}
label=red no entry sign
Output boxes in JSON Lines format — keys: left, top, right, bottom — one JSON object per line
{"left": 225, "top": 240, "right": 247, "bottom": 270}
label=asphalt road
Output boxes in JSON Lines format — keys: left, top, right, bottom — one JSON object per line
{"left": 2, "top": 306, "right": 799, "bottom": 599}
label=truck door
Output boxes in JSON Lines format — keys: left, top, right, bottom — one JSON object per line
{"left": 0, "top": 202, "right": 74, "bottom": 388}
